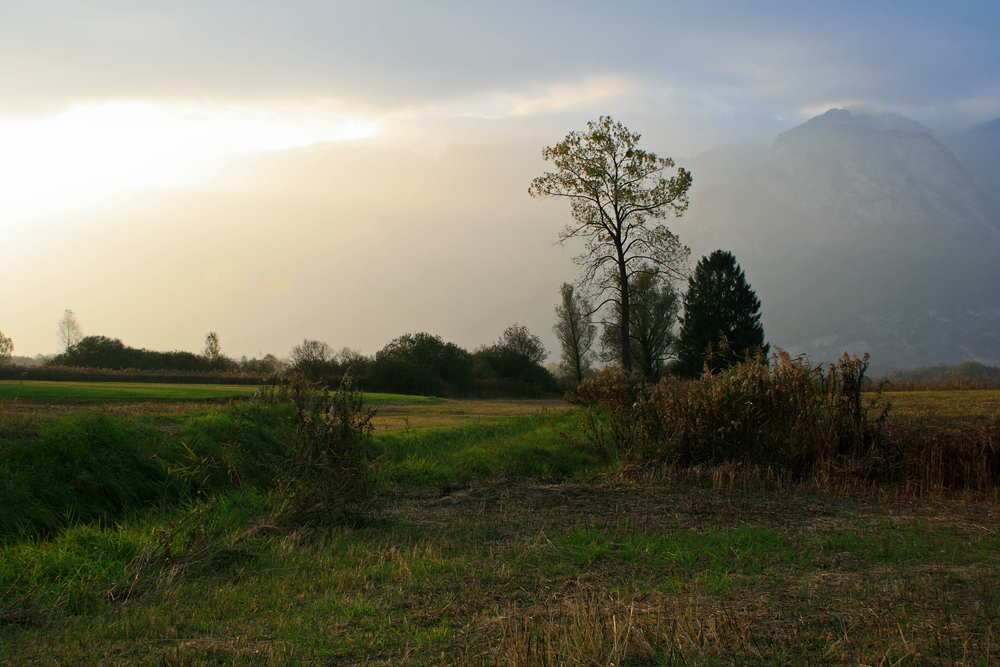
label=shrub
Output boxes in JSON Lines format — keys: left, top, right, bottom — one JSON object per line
{"left": 574, "top": 351, "right": 888, "bottom": 476}
{"left": 267, "top": 379, "right": 381, "bottom": 528}
{"left": 366, "top": 357, "right": 446, "bottom": 396}
{"left": 367, "top": 332, "right": 473, "bottom": 396}
{"left": 473, "top": 324, "right": 559, "bottom": 393}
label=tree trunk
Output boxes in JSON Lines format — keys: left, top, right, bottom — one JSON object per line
{"left": 617, "top": 255, "right": 632, "bottom": 371}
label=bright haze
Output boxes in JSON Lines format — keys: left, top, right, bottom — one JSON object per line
{"left": 3, "top": 1, "right": 999, "bottom": 363}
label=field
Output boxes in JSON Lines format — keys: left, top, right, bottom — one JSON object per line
{"left": 880, "top": 388, "right": 1000, "bottom": 423}
{"left": 0, "top": 380, "right": 438, "bottom": 407}
{"left": 1, "top": 383, "right": 998, "bottom": 665}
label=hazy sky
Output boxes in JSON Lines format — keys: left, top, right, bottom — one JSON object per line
{"left": 3, "top": 1, "right": 999, "bottom": 359}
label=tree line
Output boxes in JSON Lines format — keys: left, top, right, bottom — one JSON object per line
{"left": 287, "top": 324, "right": 557, "bottom": 396}
{"left": 0, "top": 309, "right": 560, "bottom": 397}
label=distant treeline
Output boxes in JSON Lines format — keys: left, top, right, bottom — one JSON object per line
{"left": 884, "top": 361, "right": 1000, "bottom": 390}
{"left": 0, "top": 365, "right": 264, "bottom": 385}
{"left": 43, "top": 335, "right": 284, "bottom": 374}
{"left": 1, "top": 327, "right": 562, "bottom": 398}
{"left": 0, "top": 334, "right": 283, "bottom": 385}
{"left": 285, "top": 327, "right": 560, "bottom": 398}
{"left": 8, "top": 355, "right": 48, "bottom": 367}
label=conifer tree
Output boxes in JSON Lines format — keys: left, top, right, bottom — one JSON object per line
{"left": 676, "top": 250, "right": 768, "bottom": 377}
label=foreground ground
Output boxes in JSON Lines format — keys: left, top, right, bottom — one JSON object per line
{"left": 2, "top": 386, "right": 998, "bottom": 665}
{"left": 4, "top": 477, "right": 998, "bottom": 665}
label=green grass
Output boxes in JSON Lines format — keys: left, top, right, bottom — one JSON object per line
{"left": 548, "top": 525, "right": 801, "bottom": 574}
{"left": 0, "top": 380, "right": 260, "bottom": 403}
{"left": 3, "top": 483, "right": 998, "bottom": 665}
{"left": 0, "top": 413, "right": 184, "bottom": 542}
{"left": 0, "top": 390, "right": 458, "bottom": 543}
{"left": 0, "top": 402, "right": 298, "bottom": 543}
{"left": 370, "top": 409, "right": 597, "bottom": 486}
{"left": 0, "top": 379, "right": 440, "bottom": 405}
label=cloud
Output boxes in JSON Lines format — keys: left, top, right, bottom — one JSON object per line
{"left": 0, "top": 101, "right": 380, "bottom": 231}
{"left": 393, "top": 75, "right": 638, "bottom": 121}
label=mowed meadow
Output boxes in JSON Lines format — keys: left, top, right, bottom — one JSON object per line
{"left": 1, "top": 368, "right": 999, "bottom": 666}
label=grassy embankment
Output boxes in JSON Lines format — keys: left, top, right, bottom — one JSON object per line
{"left": 1, "top": 382, "right": 998, "bottom": 665}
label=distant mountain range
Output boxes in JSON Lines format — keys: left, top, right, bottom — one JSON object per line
{"left": 676, "top": 108, "right": 1000, "bottom": 375}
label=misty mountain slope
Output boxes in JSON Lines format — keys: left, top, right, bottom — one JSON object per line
{"left": 768, "top": 109, "right": 995, "bottom": 234}
{"left": 677, "top": 109, "right": 1000, "bottom": 372}
{"left": 945, "top": 116, "right": 1000, "bottom": 215}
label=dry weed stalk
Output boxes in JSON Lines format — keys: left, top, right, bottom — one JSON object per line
{"left": 573, "top": 352, "right": 1000, "bottom": 496}
{"left": 267, "top": 377, "right": 381, "bottom": 529}
{"left": 486, "top": 591, "right": 662, "bottom": 667}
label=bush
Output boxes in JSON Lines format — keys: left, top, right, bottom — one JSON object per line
{"left": 473, "top": 324, "right": 559, "bottom": 393}
{"left": 267, "top": 379, "right": 381, "bottom": 528}
{"left": 574, "top": 351, "right": 888, "bottom": 475}
{"left": 366, "top": 357, "right": 446, "bottom": 396}
{"left": 366, "top": 333, "right": 473, "bottom": 397}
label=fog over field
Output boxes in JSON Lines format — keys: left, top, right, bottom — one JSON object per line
{"left": 2, "top": 2, "right": 999, "bottom": 370}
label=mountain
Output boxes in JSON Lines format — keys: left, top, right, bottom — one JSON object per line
{"left": 944, "top": 116, "right": 1000, "bottom": 215}
{"left": 675, "top": 109, "right": 1000, "bottom": 374}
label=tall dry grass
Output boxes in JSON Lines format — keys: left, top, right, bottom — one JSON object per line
{"left": 573, "top": 352, "right": 999, "bottom": 496}
{"left": 266, "top": 378, "right": 382, "bottom": 529}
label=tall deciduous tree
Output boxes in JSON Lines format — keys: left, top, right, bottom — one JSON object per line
{"left": 675, "top": 250, "right": 769, "bottom": 377}
{"left": 0, "top": 330, "right": 12, "bottom": 366}
{"left": 289, "top": 339, "right": 333, "bottom": 381}
{"left": 601, "top": 267, "right": 680, "bottom": 381}
{"left": 203, "top": 332, "right": 222, "bottom": 361}
{"left": 529, "top": 116, "right": 692, "bottom": 371}
{"left": 57, "top": 309, "right": 83, "bottom": 352}
{"left": 553, "top": 283, "right": 596, "bottom": 385}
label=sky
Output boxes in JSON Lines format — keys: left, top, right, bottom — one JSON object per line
{"left": 2, "top": 0, "right": 999, "bottom": 360}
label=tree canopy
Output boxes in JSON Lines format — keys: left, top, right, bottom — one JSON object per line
{"left": 369, "top": 332, "right": 473, "bottom": 396}
{"left": 289, "top": 339, "right": 333, "bottom": 381}
{"left": 57, "top": 309, "right": 83, "bottom": 352}
{"left": 675, "top": 250, "right": 768, "bottom": 377}
{"left": 529, "top": 116, "right": 692, "bottom": 371}
{"left": 473, "top": 324, "right": 556, "bottom": 390}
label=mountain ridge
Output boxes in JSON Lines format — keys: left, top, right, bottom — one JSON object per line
{"left": 676, "top": 108, "right": 1000, "bottom": 374}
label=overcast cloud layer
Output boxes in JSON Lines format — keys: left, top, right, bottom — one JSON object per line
{"left": 2, "top": 1, "right": 999, "bottom": 359}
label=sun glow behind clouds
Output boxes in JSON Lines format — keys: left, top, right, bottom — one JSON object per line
{"left": 0, "top": 102, "right": 380, "bottom": 233}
